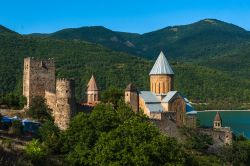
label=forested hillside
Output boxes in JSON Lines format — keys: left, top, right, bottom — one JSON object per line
{"left": 1, "top": 24, "right": 250, "bottom": 109}
{"left": 34, "top": 19, "right": 250, "bottom": 79}
{"left": 0, "top": 31, "right": 151, "bottom": 100}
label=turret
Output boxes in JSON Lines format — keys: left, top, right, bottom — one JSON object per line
{"left": 149, "top": 51, "right": 174, "bottom": 95}
{"left": 125, "top": 83, "right": 139, "bottom": 113}
{"left": 86, "top": 75, "right": 100, "bottom": 105}
{"left": 213, "top": 112, "right": 222, "bottom": 129}
{"left": 54, "top": 78, "right": 76, "bottom": 130}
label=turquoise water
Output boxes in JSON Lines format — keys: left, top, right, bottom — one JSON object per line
{"left": 197, "top": 111, "right": 250, "bottom": 139}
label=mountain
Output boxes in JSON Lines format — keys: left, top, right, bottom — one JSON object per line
{"left": 133, "top": 19, "right": 250, "bottom": 58}
{"left": 40, "top": 26, "right": 141, "bottom": 55}
{"left": 30, "top": 19, "right": 250, "bottom": 78}
{"left": 31, "top": 19, "right": 250, "bottom": 58}
{"left": 0, "top": 25, "right": 18, "bottom": 35}
{"left": 0, "top": 23, "right": 250, "bottom": 109}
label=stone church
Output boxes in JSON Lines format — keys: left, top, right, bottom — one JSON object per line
{"left": 125, "top": 51, "right": 195, "bottom": 127}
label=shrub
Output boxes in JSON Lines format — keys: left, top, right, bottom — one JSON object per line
{"left": 26, "top": 96, "right": 52, "bottom": 122}
{"left": 25, "top": 139, "right": 47, "bottom": 164}
{"left": 38, "top": 121, "right": 61, "bottom": 153}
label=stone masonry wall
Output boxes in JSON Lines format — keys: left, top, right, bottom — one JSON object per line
{"left": 54, "top": 79, "right": 76, "bottom": 130}
{"left": 23, "top": 57, "right": 55, "bottom": 107}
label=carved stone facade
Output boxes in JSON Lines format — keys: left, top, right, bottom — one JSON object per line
{"left": 23, "top": 57, "right": 76, "bottom": 130}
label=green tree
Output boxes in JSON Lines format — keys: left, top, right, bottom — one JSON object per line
{"left": 218, "top": 141, "right": 250, "bottom": 166}
{"left": 90, "top": 116, "right": 186, "bottom": 166}
{"left": 38, "top": 121, "right": 61, "bottom": 153}
{"left": 25, "top": 139, "right": 47, "bottom": 165}
{"left": 63, "top": 103, "right": 186, "bottom": 165}
{"left": 26, "top": 96, "right": 52, "bottom": 122}
{"left": 180, "top": 127, "right": 213, "bottom": 151}
{"left": 101, "top": 87, "right": 124, "bottom": 108}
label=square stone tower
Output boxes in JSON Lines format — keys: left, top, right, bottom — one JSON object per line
{"left": 23, "top": 57, "right": 56, "bottom": 107}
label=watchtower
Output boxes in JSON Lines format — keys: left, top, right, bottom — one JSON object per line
{"left": 23, "top": 57, "right": 55, "bottom": 107}
{"left": 54, "top": 78, "right": 76, "bottom": 130}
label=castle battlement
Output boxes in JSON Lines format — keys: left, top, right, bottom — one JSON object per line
{"left": 57, "top": 78, "right": 75, "bottom": 83}
{"left": 23, "top": 57, "right": 75, "bottom": 130}
{"left": 24, "top": 57, "right": 55, "bottom": 67}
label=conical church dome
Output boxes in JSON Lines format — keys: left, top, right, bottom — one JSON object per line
{"left": 149, "top": 51, "right": 174, "bottom": 75}
{"left": 87, "top": 75, "right": 98, "bottom": 91}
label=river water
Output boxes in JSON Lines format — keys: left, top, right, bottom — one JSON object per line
{"left": 197, "top": 111, "right": 250, "bottom": 139}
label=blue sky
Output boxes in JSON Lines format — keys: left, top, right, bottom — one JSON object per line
{"left": 0, "top": 0, "right": 249, "bottom": 34}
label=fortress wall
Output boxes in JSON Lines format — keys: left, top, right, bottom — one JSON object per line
{"left": 44, "top": 91, "right": 56, "bottom": 115}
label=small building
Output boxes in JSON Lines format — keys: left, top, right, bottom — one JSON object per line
{"left": 213, "top": 112, "right": 222, "bottom": 129}
{"left": 212, "top": 112, "right": 232, "bottom": 145}
{"left": 86, "top": 75, "right": 100, "bottom": 105}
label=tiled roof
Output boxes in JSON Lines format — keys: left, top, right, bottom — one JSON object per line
{"left": 149, "top": 51, "right": 174, "bottom": 75}
{"left": 87, "top": 75, "right": 98, "bottom": 91}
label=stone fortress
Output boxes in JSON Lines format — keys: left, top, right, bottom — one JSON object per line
{"left": 22, "top": 52, "right": 232, "bottom": 145}
{"left": 23, "top": 57, "right": 99, "bottom": 130}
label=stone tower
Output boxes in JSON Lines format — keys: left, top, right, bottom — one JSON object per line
{"left": 213, "top": 112, "right": 222, "bottom": 129}
{"left": 54, "top": 79, "right": 76, "bottom": 130}
{"left": 149, "top": 51, "right": 174, "bottom": 96}
{"left": 125, "top": 83, "right": 139, "bottom": 113}
{"left": 23, "top": 57, "right": 55, "bottom": 107}
{"left": 86, "top": 75, "right": 99, "bottom": 105}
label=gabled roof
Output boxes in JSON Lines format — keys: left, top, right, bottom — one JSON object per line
{"left": 149, "top": 51, "right": 174, "bottom": 75}
{"left": 87, "top": 75, "right": 98, "bottom": 91}
{"left": 139, "top": 91, "right": 160, "bottom": 103}
{"left": 162, "top": 91, "right": 178, "bottom": 103}
{"left": 214, "top": 112, "right": 222, "bottom": 122}
{"left": 125, "top": 83, "right": 137, "bottom": 92}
